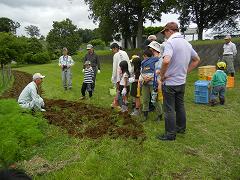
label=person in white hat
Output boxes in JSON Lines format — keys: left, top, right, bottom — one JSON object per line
{"left": 58, "top": 47, "right": 75, "bottom": 90}
{"left": 83, "top": 44, "right": 100, "bottom": 91}
{"left": 222, "top": 35, "right": 237, "bottom": 77}
{"left": 142, "top": 35, "right": 157, "bottom": 49}
{"left": 18, "top": 73, "right": 46, "bottom": 111}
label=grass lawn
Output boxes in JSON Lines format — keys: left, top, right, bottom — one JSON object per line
{"left": 1, "top": 58, "right": 240, "bottom": 179}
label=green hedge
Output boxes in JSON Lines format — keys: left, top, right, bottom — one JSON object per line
{"left": 31, "top": 51, "right": 51, "bottom": 64}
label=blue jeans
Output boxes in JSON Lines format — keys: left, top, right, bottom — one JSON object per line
{"left": 210, "top": 85, "right": 225, "bottom": 101}
{"left": 162, "top": 84, "right": 186, "bottom": 137}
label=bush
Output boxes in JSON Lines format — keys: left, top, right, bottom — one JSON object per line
{"left": 0, "top": 100, "right": 47, "bottom": 167}
{"left": 31, "top": 51, "right": 51, "bottom": 64}
{"left": 88, "top": 39, "right": 106, "bottom": 50}
{"left": 23, "top": 52, "right": 33, "bottom": 64}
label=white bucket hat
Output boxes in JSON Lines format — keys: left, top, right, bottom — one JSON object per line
{"left": 33, "top": 73, "right": 45, "bottom": 80}
{"left": 148, "top": 41, "right": 163, "bottom": 53}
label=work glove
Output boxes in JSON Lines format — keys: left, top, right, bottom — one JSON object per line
{"left": 129, "top": 76, "right": 135, "bottom": 83}
{"left": 121, "top": 87, "right": 127, "bottom": 96}
{"left": 98, "top": 70, "right": 101, "bottom": 74}
{"left": 82, "top": 69, "right": 85, "bottom": 73}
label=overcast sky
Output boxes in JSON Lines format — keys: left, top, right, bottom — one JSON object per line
{"left": 0, "top": 0, "right": 182, "bottom": 37}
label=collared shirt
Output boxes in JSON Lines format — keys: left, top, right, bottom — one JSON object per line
{"left": 111, "top": 50, "right": 132, "bottom": 84}
{"left": 83, "top": 52, "right": 100, "bottom": 69}
{"left": 59, "top": 55, "right": 74, "bottom": 67}
{"left": 223, "top": 41, "right": 237, "bottom": 56}
{"left": 162, "top": 32, "right": 198, "bottom": 86}
{"left": 18, "top": 81, "right": 42, "bottom": 104}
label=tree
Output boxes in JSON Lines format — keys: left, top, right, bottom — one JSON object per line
{"left": 84, "top": 0, "right": 176, "bottom": 49}
{"left": 0, "top": 17, "right": 20, "bottom": 34}
{"left": 177, "top": 0, "right": 240, "bottom": 40}
{"left": 46, "top": 18, "right": 82, "bottom": 55}
{"left": 144, "top": 26, "right": 164, "bottom": 36}
{"left": 25, "top": 25, "right": 41, "bottom": 38}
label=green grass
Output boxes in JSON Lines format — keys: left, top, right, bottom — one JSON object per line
{"left": 1, "top": 60, "right": 240, "bottom": 179}
{"left": 0, "top": 72, "right": 14, "bottom": 94}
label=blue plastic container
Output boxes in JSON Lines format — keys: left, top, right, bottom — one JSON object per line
{"left": 194, "top": 80, "right": 210, "bottom": 104}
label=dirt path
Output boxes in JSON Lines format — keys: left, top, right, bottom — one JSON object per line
{"left": 1, "top": 70, "right": 145, "bottom": 140}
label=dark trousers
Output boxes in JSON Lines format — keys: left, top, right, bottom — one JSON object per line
{"left": 162, "top": 84, "right": 186, "bottom": 137}
{"left": 81, "top": 82, "right": 93, "bottom": 97}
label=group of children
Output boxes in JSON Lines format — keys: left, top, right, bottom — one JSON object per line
{"left": 111, "top": 47, "right": 164, "bottom": 121}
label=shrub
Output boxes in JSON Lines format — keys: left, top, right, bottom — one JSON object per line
{"left": 23, "top": 52, "right": 33, "bottom": 64}
{"left": 88, "top": 39, "right": 106, "bottom": 50}
{"left": 0, "top": 100, "right": 47, "bottom": 167}
{"left": 31, "top": 51, "right": 51, "bottom": 64}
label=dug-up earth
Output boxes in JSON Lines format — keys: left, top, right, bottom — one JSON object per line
{"left": 1, "top": 70, "right": 146, "bottom": 140}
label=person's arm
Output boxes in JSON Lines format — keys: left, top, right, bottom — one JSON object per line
{"left": 232, "top": 43, "right": 237, "bottom": 56}
{"left": 187, "top": 55, "right": 200, "bottom": 73}
{"left": 58, "top": 57, "right": 62, "bottom": 67}
{"left": 96, "top": 55, "right": 100, "bottom": 70}
{"left": 160, "top": 55, "right": 171, "bottom": 81}
{"left": 111, "top": 55, "right": 118, "bottom": 83}
{"left": 69, "top": 56, "right": 74, "bottom": 67}
{"left": 83, "top": 55, "right": 87, "bottom": 69}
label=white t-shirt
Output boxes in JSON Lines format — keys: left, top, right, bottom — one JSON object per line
{"left": 119, "top": 72, "right": 129, "bottom": 86}
{"left": 111, "top": 50, "right": 132, "bottom": 84}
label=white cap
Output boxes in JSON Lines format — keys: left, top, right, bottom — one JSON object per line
{"left": 148, "top": 41, "right": 163, "bottom": 53}
{"left": 86, "top": 44, "right": 93, "bottom": 49}
{"left": 224, "top": 35, "right": 231, "bottom": 39}
{"left": 147, "top": 35, "right": 157, "bottom": 41}
{"left": 33, "top": 73, "right": 45, "bottom": 80}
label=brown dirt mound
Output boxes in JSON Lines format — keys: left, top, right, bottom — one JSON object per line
{"left": 1, "top": 70, "right": 145, "bottom": 140}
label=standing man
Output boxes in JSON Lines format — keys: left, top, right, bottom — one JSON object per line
{"left": 110, "top": 43, "right": 131, "bottom": 85}
{"left": 158, "top": 22, "right": 200, "bottom": 141}
{"left": 58, "top": 47, "right": 74, "bottom": 90}
{"left": 222, "top": 35, "right": 237, "bottom": 77}
{"left": 142, "top": 35, "right": 157, "bottom": 49}
{"left": 18, "top": 73, "right": 46, "bottom": 112}
{"left": 83, "top": 44, "right": 100, "bottom": 90}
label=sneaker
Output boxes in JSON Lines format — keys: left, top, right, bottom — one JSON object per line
{"left": 121, "top": 105, "right": 128, "bottom": 112}
{"left": 80, "top": 96, "right": 86, "bottom": 100}
{"left": 40, "top": 108, "right": 46, "bottom": 112}
{"left": 156, "top": 134, "right": 175, "bottom": 141}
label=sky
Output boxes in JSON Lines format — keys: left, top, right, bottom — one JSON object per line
{"left": 0, "top": 0, "right": 185, "bottom": 37}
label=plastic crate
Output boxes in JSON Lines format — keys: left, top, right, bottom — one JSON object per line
{"left": 194, "top": 80, "right": 210, "bottom": 92}
{"left": 198, "top": 65, "right": 216, "bottom": 79}
{"left": 226, "top": 76, "right": 234, "bottom": 88}
{"left": 194, "top": 90, "right": 208, "bottom": 97}
{"left": 195, "top": 95, "right": 209, "bottom": 104}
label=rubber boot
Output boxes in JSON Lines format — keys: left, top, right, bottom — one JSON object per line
{"left": 142, "top": 111, "right": 148, "bottom": 122}
{"left": 219, "top": 97, "right": 225, "bottom": 105}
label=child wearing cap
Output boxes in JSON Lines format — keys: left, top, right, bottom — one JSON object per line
{"left": 129, "top": 55, "right": 142, "bottom": 116}
{"left": 209, "top": 62, "right": 227, "bottom": 106}
{"left": 80, "top": 61, "right": 94, "bottom": 99}
{"left": 139, "top": 48, "right": 163, "bottom": 121}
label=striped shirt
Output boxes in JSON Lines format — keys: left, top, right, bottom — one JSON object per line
{"left": 84, "top": 67, "right": 94, "bottom": 83}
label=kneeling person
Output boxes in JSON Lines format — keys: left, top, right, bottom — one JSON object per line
{"left": 18, "top": 73, "right": 46, "bottom": 111}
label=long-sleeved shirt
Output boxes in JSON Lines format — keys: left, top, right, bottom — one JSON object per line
{"left": 18, "top": 81, "right": 42, "bottom": 104}
{"left": 223, "top": 42, "right": 237, "bottom": 56}
{"left": 83, "top": 67, "right": 94, "bottom": 83}
{"left": 83, "top": 52, "right": 100, "bottom": 69}
{"left": 59, "top": 55, "right": 74, "bottom": 67}
{"left": 111, "top": 50, "right": 132, "bottom": 84}
{"left": 211, "top": 70, "right": 227, "bottom": 87}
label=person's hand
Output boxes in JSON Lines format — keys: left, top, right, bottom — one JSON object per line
{"left": 98, "top": 70, "right": 101, "bottom": 74}
{"left": 82, "top": 69, "right": 85, "bottom": 73}
{"left": 121, "top": 88, "right": 127, "bottom": 96}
